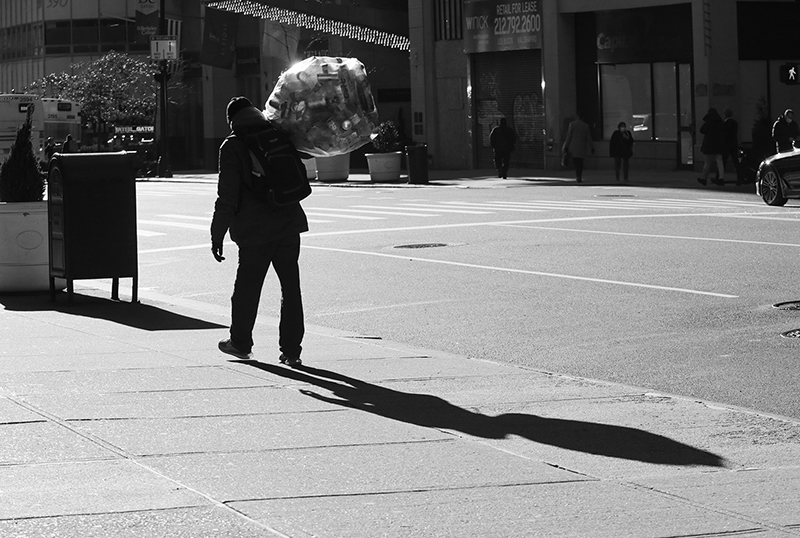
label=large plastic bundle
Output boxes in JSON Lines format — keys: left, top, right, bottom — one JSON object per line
{"left": 265, "top": 56, "right": 379, "bottom": 157}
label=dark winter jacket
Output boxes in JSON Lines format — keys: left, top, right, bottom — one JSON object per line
{"left": 490, "top": 120, "right": 516, "bottom": 152}
{"left": 772, "top": 114, "right": 800, "bottom": 153}
{"left": 210, "top": 106, "right": 308, "bottom": 247}
{"left": 700, "top": 109, "right": 726, "bottom": 155}
{"left": 609, "top": 130, "right": 634, "bottom": 159}
{"left": 723, "top": 117, "right": 739, "bottom": 155}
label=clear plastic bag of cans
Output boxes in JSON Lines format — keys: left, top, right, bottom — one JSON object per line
{"left": 264, "top": 56, "right": 379, "bottom": 157}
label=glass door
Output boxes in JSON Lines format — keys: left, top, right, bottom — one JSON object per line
{"left": 678, "top": 63, "right": 694, "bottom": 167}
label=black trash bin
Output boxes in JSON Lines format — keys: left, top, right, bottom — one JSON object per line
{"left": 406, "top": 144, "right": 428, "bottom": 185}
{"left": 48, "top": 152, "right": 138, "bottom": 302}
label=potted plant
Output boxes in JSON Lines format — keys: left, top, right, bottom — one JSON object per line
{"left": 365, "top": 120, "right": 403, "bottom": 182}
{"left": 0, "top": 106, "right": 50, "bottom": 292}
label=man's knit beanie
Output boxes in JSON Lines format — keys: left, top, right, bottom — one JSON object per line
{"left": 226, "top": 96, "right": 253, "bottom": 123}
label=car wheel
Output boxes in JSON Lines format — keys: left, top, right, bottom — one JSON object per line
{"left": 760, "top": 167, "right": 788, "bottom": 206}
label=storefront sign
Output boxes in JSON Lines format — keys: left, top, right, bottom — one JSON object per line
{"left": 464, "top": 0, "right": 542, "bottom": 53}
{"left": 115, "top": 126, "right": 155, "bottom": 134}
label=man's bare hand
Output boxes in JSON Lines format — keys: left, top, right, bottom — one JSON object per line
{"left": 212, "top": 241, "right": 225, "bottom": 262}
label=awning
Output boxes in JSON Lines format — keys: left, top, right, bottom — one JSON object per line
{"left": 205, "top": 0, "right": 410, "bottom": 50}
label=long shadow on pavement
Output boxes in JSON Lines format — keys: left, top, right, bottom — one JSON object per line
{"left": 238, "top": 361, "right": 726, "bottom": 467}
{"left": 0, "top": 292, "right": 226, "bottom": 331}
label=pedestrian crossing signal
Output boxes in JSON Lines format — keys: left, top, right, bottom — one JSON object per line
{"left": 781, "top": 64, "right": 800, "bottom": 85}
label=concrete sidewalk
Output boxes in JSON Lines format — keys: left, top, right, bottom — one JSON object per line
{"left": 1, "top": 278, "right": 799, "bottom": 537}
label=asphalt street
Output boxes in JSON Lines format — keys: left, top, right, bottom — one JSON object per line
{"left": 129, "top": 169, "right": 800, "bottom": 421}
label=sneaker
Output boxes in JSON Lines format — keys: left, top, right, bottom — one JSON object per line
{"left": 279, "top": 354, "right": 302, "bottom": 367}
{"left": 218, "top": 339, "right": 253, "bottom": 360}
{"left": 697, "top": 177, "right": 707, "bottom": 186}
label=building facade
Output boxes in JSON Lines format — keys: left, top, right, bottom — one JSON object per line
{"left": 0, "top": 0, "right": 411, "bottom": 171}
{"left": 410, "top": 0, "right": 800, "bottom": 172}
{"left": 4, "top": 0, "right": 798, "bottom": 173}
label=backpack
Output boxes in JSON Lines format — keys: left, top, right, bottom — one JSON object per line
{"left": 242, "top": 124, "right": 311, "bottom": 206}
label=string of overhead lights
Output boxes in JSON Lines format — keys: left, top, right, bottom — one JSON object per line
{"left": 206, "top": 0, "right": 410, "bottom": 51}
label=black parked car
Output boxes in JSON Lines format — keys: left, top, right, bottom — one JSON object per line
{"left": 756, "top": 147, "right": 800, "bottom": 206}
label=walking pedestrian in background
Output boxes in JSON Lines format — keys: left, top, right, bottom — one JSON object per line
{"left": 721, "top": 108, "right": 740, "bottom": 184}
{"left": 563, "top": 112, "right": 594, "bottom": 183}
{"left": 490, "top": 117, "right": 516, "bottom": 179}
{"left": 772, "top": 108, "right": 799, "bottom": 154}
{"left": 697, "top": 108, "right": 725, "bottom": 186}
{"left": 61, "top": 134, "right": 75, "bottom": 153}
{"left": 210, "top": 96, "right": 308, "bottom": 367}
{"left": 609, "top": 121, "right": 634, "bottom": 182}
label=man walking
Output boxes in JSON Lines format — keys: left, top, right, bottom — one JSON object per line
{"left": 210, "top": 97, "right": 308, "bottom": 367}
{"left": 563, "top": 112, "right": 594, "bottom": 183}
{"left": 772, "top": 108, "right": 800, "bottom": 154}
{"left": 490, "top": 117, "right": 516, "bottom": 179}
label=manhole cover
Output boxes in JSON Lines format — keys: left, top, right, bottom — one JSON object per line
{"left": 394, "top": 243, "right": 448, "bottom": 249}
{"left": 594, "top": 194, "right": 637, "bottom": 198}
{"left": 774, "top": 301, "right": 800, "bottom": 310}
{"left": 781, "top": 329, "right": 800, "bottom": 338}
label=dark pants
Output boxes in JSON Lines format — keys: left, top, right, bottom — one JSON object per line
{"left": 493, "top": 150, "right": 511, "bottom": 178}
{"left": 614, "top": 157, "right": 630, "bottom": 180}
{"left": 230, "top": 235, "right": 304, "bottom": 357}
{"left": 573, "top": 157, "right": 585, "bottom": 180}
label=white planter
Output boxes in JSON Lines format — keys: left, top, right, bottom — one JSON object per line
{"left": 315, "top": 153, "right": 350, "bottom": 182}
{"left": 366, "top": 151, "right": 403, "bottom": 182}
{"left": 0, "top": 201, "right": 51, "bottom": 292}
{"left": 302, "top": 158, "right": 317, "bottom": 180}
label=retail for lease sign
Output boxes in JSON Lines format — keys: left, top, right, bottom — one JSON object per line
{"left": 464, "top": 0, "right": 542, "bottom": 53}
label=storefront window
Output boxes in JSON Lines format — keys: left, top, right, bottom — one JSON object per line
{"left": 653, "top": 62, "right": 677, "bottom": 141}
{"left": 600, "top": 64, "right": 650, "bottom": 141}
{"left": 601, "top": 62, "right": 680, "bottom": 142}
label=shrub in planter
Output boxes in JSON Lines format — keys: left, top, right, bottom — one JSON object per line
{"left": 366, "top": 121, "right": 404, "bottom": 182}
{"left": 0, "top": 107, "right": 45, "bottom": 202}
{"left": 370, "top": 120, "right": 403, "bottom": 153}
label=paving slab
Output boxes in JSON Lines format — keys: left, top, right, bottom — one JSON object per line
{"left": 0, "top": 351, "right": 199, "bottom": 373}
{"left": 0, "top": 506, "right": 277, "bottom": 538}
{"left": 0, "top": 395, "right": 44, "bottom": 423}
{"left": 72, "top": 408, "right": 453, "bottom": 456}
{"left": 232, "top": 480, "right": 763, "bottom": 538}
{"left": 0, "top": 365, "right": 274, "bottom": 396}
{"left": 19, "top": 385, "right": 335, "bottom": 420}
{"left": 0, "top": 460, "right": 208, "bottom": 520}
{"left": 0, "top": 335, "right": 148, "bottom": 357}
{"left": 470, "top": 395, "right": 800, "bottom": 478}
{"left": 221, "top": 356, "right": 522, "bottom": 387}
{"left": 637, "top": 467, "right": 800, "bottom": 529}
{"left": 144, "top": 439, "right": 585, "bottom": 502}
{"left": 0, "top": 421, "right": 116, "bottom": 464}
{"left": 370, "top": 371, "right": 642, "bottom": 407}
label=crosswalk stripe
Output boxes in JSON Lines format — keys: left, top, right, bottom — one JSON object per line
{"left": 137, "top": 219, "right": 209, "bottom": 230}
{"left": 439, "top": 202, "right": 546, "bottom": 212}
{"left": 158, "top": 214, "right": 211, "bottom": 221}
{"left": 350, "top": 205, "right": 453, "bottom": 216}
{"left": 394, "top": 203, "right": 492, "bottom": 214}
{"left": 303, "top": 207, "right": 438, "bottom": 217}
{"left": 304, "top": 212, "right": 383, "bottom": 220}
